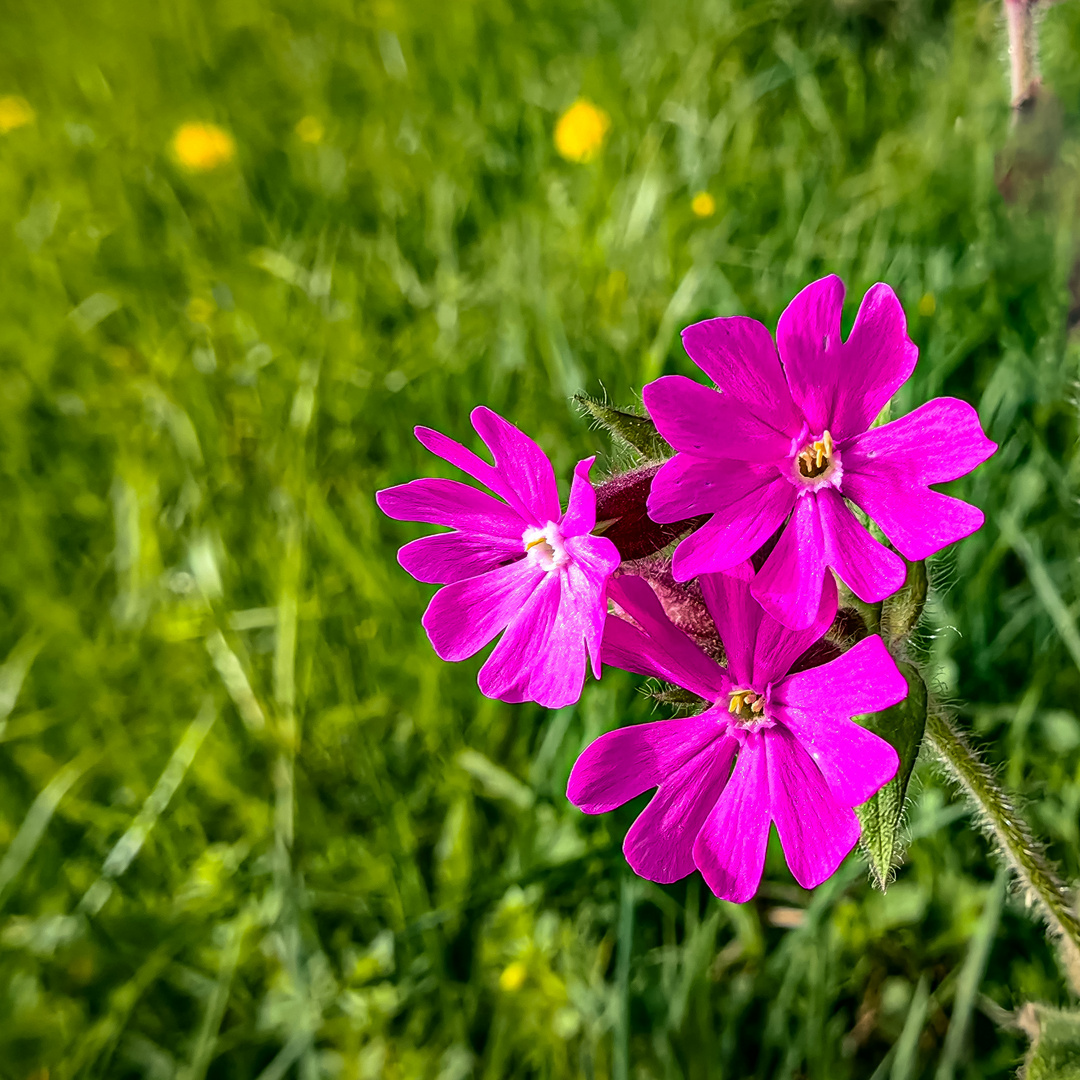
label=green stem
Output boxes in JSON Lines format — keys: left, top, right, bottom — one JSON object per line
{"left": 926, "top": 710, "right": 1080, "bottom": 994}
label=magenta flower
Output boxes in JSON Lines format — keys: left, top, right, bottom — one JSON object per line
{"left": 643, "top": 276, "right": 997, "bottom": 629}
{"left": 376, "top": 407, "right": 621, "bottom": 709}
{"left": 566, "top": 568, "right": 906, "bottom": 901}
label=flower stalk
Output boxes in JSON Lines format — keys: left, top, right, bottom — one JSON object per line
{"left": 926, "top": 708, "right": 1080, "bottom": 993}
{"left": 1004, "top": 0, "right": 1040, "bottom": 111}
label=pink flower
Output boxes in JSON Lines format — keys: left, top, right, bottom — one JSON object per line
{"left": 566, "top": 568, "right": 906, "bottom": 901}
{"left": 376, "top": 407, "right": 621, "bottom": 709}
{"left": 643, "top": 276, "right": 997, "bottom": 629}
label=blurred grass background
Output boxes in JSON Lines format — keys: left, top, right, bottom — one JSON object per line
{"left": 1, "top": 0, "right": 1080, "bottom": 1076}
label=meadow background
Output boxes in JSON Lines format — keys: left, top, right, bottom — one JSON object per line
{"left": 1, "top": 0, "right": 1080, "bottom": 1076}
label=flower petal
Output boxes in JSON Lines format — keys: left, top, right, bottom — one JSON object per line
{"left": 567, "top": 714, "right": 726, "bottom": 814}
{"left": 398, "top": 532, "right": 522, "bottom": 584}
{"left": 624, "top": 735, "right": 738, "bottom": 884}
{"left": 752, "top": 496, "right": 826, "bottom": 631}
{"left": 477, "top": 572, "right": 563, "bottom": 703}
{"left": 560, "top": 457, "right": 600, "bottom": 537}
{"left": 699, "top": 569, "right": 838, "bottom": 689}
{"left": 751, "top": 573, "right": 838, "bottom": 688}
{"left": 818, "top": 488, "right": 907, "bottom": 603}
{"left": 376, "top": 478, "right": 525, "bottom": 535}
{"left": 422, "top": 560, "right": 545, "bottom": 662}
{"left": 603, "top": 576, "right": 728, "bottom": 700}
{"left": 471, "top": 406, "right": 561, "bottom": 525}
{"left": 478, "top": 538, "right": 617, "bottom": 708}
{"left": 777, "top": 278, "right": 918, "bottom": 441}
{"left": 565, "top": 535, "right": 621, "bottom": 678}
{"left": 830, "top": 283, "right": 918, "bottom": 439}
{"left": 843, "top": 397, "right": 997, "bottom": 485}
{"left": 649, "top": 455, "right": 787, "bottom": 521}
{"left": 772, "top": 635, "right": 905, "bottom": 806}
{"left": 643, "top": 375, "right": 792, "bottom": 461}
{"left": 414, "top": 425, "right": 528, "bottom": 517}
{"left": 776, "top": 275, "right": 846, "bottom": 435}
{"left": 680, "top": 316, "right": 802, "bottom": 431}
{"left": 648, "top": 458, "right": 794, "bottom": 581}
{"left": 853, "top": 484, "right": 983, "bottom": 563}
{"left": 697, "top": 572, "right": 761, "bottom": 687}
{"left": 693, "top": 731, "right": 771, "bottom": 902}
{"left": 765, "top": 724, "right": 860, "bottom": 890}
{"left": 841, "top": 398, "right": 996, "bottom": 560}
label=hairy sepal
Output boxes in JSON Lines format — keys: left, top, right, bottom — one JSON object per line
{"left": 574, "top": 394, "right": 672, "bottom": 460}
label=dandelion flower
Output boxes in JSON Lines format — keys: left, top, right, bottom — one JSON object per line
{"left": 691, "top": 191, "right": 716, "bottom": 217}
{"left": 567, "top": 568, "right": 906, "bottom": 900}
{"left": 377, "top": 408, "right": 620, "bottom": 709}
{"left": 643, "top": 275, "right": 996, "bottom": 629}
{"left": 554, "top": 100, "right": 609, "bottom": 163}
{"left": 499, "top": 961, "right": 528, "bottom": 991}
{"left": 0, "top": 96, "right": 34, "bottom": 134}
{"left": 172, "top": 121, "right": 235, "bottom": 171}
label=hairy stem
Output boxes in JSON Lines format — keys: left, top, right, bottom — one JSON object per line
{"left": 926, "top": 710, "right": 1080, "bottom": 993}
{"left": 1004, "top": 0, "right": 1040, "bottom": 110}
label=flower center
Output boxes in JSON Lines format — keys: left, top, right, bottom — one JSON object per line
{"left": 789, "top": 428, "right": 842, "bottom": 492}
{"left": 727, "top": 688, "right": 776, "bottom": 732}
{"left": 523, "top": 521, "right": 570, "bottom": 572}
{"left": 728, "top": 689, "right": 765, "bottom": 721}
{"left": 797, "top": 430, "right": 833, "bottom": 478}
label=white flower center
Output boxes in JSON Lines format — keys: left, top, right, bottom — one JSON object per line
{"left": 789, "top": 428, "right": 843, "bottom": 493}
{"left": 523, "top": 521, "right": 570, "bottom": 572}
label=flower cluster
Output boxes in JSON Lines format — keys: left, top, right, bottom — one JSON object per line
{"left": 378, "top": 276, "right": 996, "bottom": 901}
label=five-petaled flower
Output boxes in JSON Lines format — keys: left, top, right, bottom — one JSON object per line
{"left": 376, "top": 407, "right": 621, "bottom": 709}
{"left": 566, "top": 567, "right": 907, "bottom": 901}
{"left": 643, "top": 275, "right": 997, "bottom": 629}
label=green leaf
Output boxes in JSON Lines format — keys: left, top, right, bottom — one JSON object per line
{"left": 855, "top": 663, "right": 928, "bottom": 891}
{"left": 1019, "top": 1004, "right": 1080, "bottom": 1080}
{"left": 881, "top": 559, "right": 927, "bottom": 646}
{"left": 574, "top": 394, "right": 671, "bottom": 460}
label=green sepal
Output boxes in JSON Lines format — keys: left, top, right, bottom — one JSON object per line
{"left": 1019, "top": 1004, "right": 1080, "bottom": 1079}
{"left": 574, "top": 394, "right": 671, "bottom": 460}
{"left": 652, "top": 686, "right": 707, "bottom": 713}
{"left": 855, "top": 662, "right": 928, "bottom": 891}
{"left": 881, "top": 559, "right": 928, "bottom": 646}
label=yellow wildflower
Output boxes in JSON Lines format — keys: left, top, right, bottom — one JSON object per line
{"left": 498, "top": 961, "right": 528, "bottom": 992}
{"left": 186, "top": 297, "right": 215, "bottom": 324}
{"left": 172, "top": 122, "right": 235, "bottom": 171}
{"left": 918, "top": 292, "right": 936, "bottom": 317}
{"left": 0, "top": 96, "right": 35, "bottom": 134}
{"left": 295, "top": 116, "right": 324, "bottom": 144}
{"left": 554, "top": 99, "right": 609, "bottom": 163}
{"left": 691, "top": 191, "right": 716, "bottom": 218}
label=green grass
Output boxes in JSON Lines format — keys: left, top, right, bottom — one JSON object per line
{"left": 1, "top": 0, "right": 1079, "bottom": 1076}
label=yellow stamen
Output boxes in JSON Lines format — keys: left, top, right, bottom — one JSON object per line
{"left": 525, "top": 536, "right": 547, "bottom": 551}
{"left": 729, "top": 690, "right": 764, "bottom": 720}
{"left": 797, "top": 429, "right": 835, "bottom": 479}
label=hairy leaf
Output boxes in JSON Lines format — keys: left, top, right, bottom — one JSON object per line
{"left": 855, "top": 663, "right": 928, "bottom": 891}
